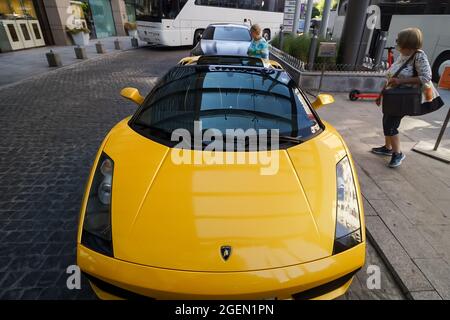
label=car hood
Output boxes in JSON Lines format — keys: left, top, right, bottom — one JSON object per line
{"left": 200, "top": 39, "right": 251, "bottom": 56}
{"left": 103, "top": 120, "right": 347, "bottom": 272}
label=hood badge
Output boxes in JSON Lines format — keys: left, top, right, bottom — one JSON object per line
{"left": 220, "top": 245, "right": 232, "bottom": 261}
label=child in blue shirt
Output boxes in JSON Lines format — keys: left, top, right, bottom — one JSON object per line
{"left": 247, "top": 24, "right": 269, "bottom": 60}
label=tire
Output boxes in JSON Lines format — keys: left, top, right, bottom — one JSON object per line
{"left": 193, "top": 29, "right": 204, "bottom": 47}
{"left": 349, "top": 90, "right": 360, "bottom": 101}
{"left": 262, "top": 29, "right": 271, "bottom": 41}
{"left": 432, "top": 51, "right": 450, "bottom": 83}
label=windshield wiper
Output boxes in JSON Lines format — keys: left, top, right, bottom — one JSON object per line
{"left": 258, "top": 133, "right": 305, "bottom": 144}
{"left": 132, "top": 121, "right": 172, "bottom": 138}
{"left": 278, "top": 135, "right": 305, "bottom": 143}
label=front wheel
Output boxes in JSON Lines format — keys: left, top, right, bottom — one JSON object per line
{"left": 262, "top": 29, "right": 271, "bottom": 41}
{"left": 432, "top": 51, "right": 450, "bottom": 83}
{"left": 349, "top": 90, "right": 360, "bottom": 101}
{"left": 193, "top": 29, "right": 203, "bottom": 47}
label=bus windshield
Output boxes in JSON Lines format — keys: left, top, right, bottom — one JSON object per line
{"left": 136, "top": 0, "right": 187, "bottom": 21}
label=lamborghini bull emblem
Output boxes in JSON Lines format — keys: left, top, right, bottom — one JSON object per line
{"left": 220, "top": 245, "right": 232, "bottom": 261}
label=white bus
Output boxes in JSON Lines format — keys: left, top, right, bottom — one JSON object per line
{"left": 134, "top": 0, "right": 285, "bottom": 47}
{"left": 333, "top": 1, "right": 450, "bottom": 82}
{"left": 386, "top": 15, "right": 450, "bottom": 83}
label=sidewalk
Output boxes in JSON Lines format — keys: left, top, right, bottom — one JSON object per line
{"left": 318, "top": 90, "right": 450, "bottom": 300}
{"left": 0, "top": 36, "right": 147, "bottom": 88}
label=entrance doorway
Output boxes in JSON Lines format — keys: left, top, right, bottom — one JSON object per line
{"left": 0, "top": 0, "right": 45, "bottom": 52}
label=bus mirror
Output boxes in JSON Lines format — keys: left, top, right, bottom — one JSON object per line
{"left": 312, "top": 94, "right": 334, "bottom": 110}
{"left": 120, "top": 87, "right": 144, "bottom": 105}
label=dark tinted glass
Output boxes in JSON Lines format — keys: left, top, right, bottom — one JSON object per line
{"left": 132, "top": 67, "right": 319, "bottom": 142}
{"left": 196, "top": 0, "right": 285, "bottom": 12}
{"left": 7, "top": 24, "right": 19, "bottom": 42}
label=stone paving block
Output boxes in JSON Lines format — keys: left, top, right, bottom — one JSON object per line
{"left": 416, "top": 223, "right": 450, "bottom": 254}
{"left": 362, "top": 197, "right": 377, "bottom": 216}
{"left": 369, "top": 199, "right": 440, "bottom": 259}
{"left": 414, "top": 258, "right": 450, "bottom": 300}
{"left": 365, "top": 216, "right": 434, "bottom": 293}
{"left": 394, "top": 199, "right": 450, "bottom": 226}
{"left": 0, "top": 47, "right": 188, "bottom": 299}
{"left": 410, "top": 290, "right": 442, "bottom": 300}
{"left": 353, "top": 163, "right": 388, "bottom": 201}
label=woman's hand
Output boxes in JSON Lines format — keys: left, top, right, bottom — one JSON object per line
{"left": 375, "top": 95, "right": 382, "bottom": 106}
{"left": 388, "top": 78, "right": 402, "bottom": 87}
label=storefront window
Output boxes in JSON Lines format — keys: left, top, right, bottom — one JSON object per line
{"left": 20, "top": 0, "right": 36, "bottom": 18}
{"left": 125, "top": 0, "right": 136, "bottom": 22}
{"left": 0, "top": 0, "right": 37, "bottom": 19}
{"left": 88, "top": 0, "right": 117, "bottom": 38}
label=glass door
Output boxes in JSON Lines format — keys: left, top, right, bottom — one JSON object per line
{"left": 88, "top": 0, "right": 116, "bottom": 38}
{"left": 16, "top": 19, "right": 34, "bottom": 47}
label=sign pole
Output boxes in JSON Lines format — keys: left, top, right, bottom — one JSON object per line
{"left": 412, "top": 66, "right": 450, "bottom": 163}
{"left": 433, "top": 107, "right": 450, "bottom": 151}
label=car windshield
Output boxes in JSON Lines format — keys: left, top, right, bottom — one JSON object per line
{"left": 202, "top": 26, "right": 251, "bottom": 41}
{"left": 131, "top": 66, "right": 321, "bottom": 147}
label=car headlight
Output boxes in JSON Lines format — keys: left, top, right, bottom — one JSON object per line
{"left": 333, "top": 156, "right": 362, "bottom": 254}
{"left": 81, "top": 153, "right": 114, "bottom": 257}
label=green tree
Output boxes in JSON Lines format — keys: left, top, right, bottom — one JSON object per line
{"left": 311, "top": 6, "right": 320, "bottom": 18}
{"left": 314, "top": 0, "right": 339, "bottom": 18}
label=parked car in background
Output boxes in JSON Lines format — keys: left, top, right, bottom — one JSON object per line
{"left": 191, "top": 23, "right": 251, "bottom": 56}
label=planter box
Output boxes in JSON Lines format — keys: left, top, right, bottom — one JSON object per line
{"left": 71, "top": 32, "right": 90, "bottom": 46}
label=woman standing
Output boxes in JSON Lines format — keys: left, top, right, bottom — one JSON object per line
{"left": 247, "top": 24, "right": 269, "bottom": 60}
{"left": 372, "top": 28, "right": 440, "bottom": 168}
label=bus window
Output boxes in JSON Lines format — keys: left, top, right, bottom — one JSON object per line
{"left": 136, "top": 0, "right": 187, "bottom": 21}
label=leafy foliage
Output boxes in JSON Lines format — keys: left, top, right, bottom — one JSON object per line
{"left": 271, "top": 33, "right": 339, "bottom": 66}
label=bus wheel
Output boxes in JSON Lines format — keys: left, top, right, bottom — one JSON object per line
{"left": 193, "top": 29, "right": 204, "bottom": 47}
{"left": 263, "top": 29, "right": 271, "bottom": 41}
{"left": 432, "top": 51, "right": 450, "bottom": 83}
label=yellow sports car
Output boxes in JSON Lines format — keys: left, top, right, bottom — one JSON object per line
{"left": 77, "top": 55, "right": 365, "bottom": 300}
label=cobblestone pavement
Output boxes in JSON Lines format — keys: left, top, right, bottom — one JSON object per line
{"left": 0, "top": 47, "right": 404, "bottom": 299}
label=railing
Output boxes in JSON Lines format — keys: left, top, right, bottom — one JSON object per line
{"left": 269, "top": 45, "right": 388, "bottom": 94}
{"left": 269, "top": 45, "right": 389, "bottom": 74}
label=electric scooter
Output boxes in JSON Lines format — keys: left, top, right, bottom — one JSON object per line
{"left": 348, "top": 47, "right": 395, "bottom": 101}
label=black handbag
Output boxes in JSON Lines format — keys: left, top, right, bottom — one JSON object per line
{"left": 382, "top": 52, "right": 422, "bottom": 117}
{"left": 382, "top": 52, "right": 444, "bottom": 116}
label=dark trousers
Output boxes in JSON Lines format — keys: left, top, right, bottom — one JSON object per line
{"left": 383, "top": 114, "right": 404, "bottom": 136}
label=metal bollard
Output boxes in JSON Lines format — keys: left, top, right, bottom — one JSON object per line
{"left": 279, "top": 24, "right": 284, "bottom": 50}
{"left": 46, "top": 50, "right": 62, "bottom": 67}
{"left": 131, "top": 37, "right": 138, "bottom": 48}
{"left": 95, "top": 41, "right": 105, "bottom": 54}
{"left": 74, "top": 45, "right": 87, "bottom": 59}
{"left": 308, "top": 28, "right": 319, "bottom": 71}
{"left": 114, "top": 38, "right": 121, "bottom": 50}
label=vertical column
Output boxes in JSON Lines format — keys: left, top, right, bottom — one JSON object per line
{"left": 291, "top": 0, "right": 302, "bottom": 36}
{"left": 42, "top": 0, "right": 72, "bottom": 45}
{"left": 338, "top": 0, "right": 370, "bottom": 66}
{"left": 319, "top": 0, "right": 332, "bottom": 38}
{"left": 110, "top": 0, "right": 127, "bottom": 36}
{"left": 303, "top": 0, "right": 314, "bottom": 34}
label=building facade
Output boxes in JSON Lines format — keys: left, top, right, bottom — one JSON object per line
{"left": 0, "top": 0, "right": 136, "bottom": 52}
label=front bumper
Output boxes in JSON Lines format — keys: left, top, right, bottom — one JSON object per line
{"left": 77, "top": 242, "right": 365, "bottom": 300}
{"left": 137, "top": 28, "right": 179, "bottom": 46}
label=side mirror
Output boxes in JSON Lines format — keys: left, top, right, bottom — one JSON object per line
{"left": 120, "top": 87, "right": 144, "bottom": 105}
{"left": 311, "top": 94, "right": 334, "bottom": 110}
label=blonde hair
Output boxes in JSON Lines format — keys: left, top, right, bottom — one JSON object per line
{"left": 396, "top": 28, "right": 423, "bottom": 50}
{"left": 250, "top": 24, "right": 262, "bottom": 35}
